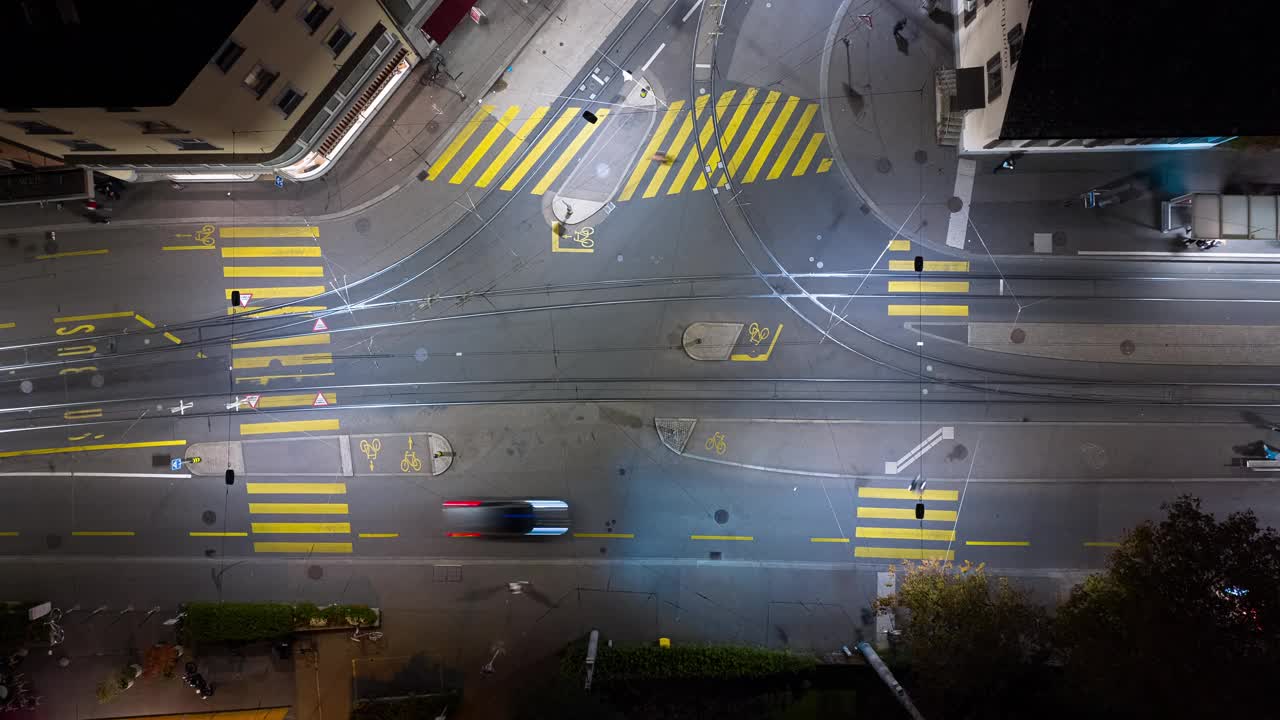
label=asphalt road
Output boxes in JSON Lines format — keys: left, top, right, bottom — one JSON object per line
{"left": 2, "top": 0, "right": 1280, "bottom": 608}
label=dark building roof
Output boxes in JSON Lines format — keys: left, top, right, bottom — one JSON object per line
{"left": 0, "top": 0, "right": 256, "bottom": 109}
{"left": 1000, "top": 0, "right": 1280, "bottom": 140}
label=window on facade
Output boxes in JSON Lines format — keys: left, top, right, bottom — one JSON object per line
{"left": 275, "top": 86, "right": 305, "bottom": 117}
{"left": 325, "top": 23, "right": 354, "bottom": 55}
{"left": 299, "top": 1, "right": 332, "bottom": 34}
{"left": 10, "top": 120, "right": 69, "bottom": 134}
{"left": 213, "top": 39, "right": 245, "bottom": 73}
{"left": 1007, "top": 24, "right": 1025, "bottom": 66}
{"left": 242, "top": 63, "right": 278, "bottom": 98}
{"left": 986, "top": 53, "right": 1003, "bottom": 102}
{"left": 134, "top": 120, "right": 190, "bottom": 134}
{"left": 168, "top": 138, "right": 222, "bottom": 151}
{"left": 56, "top": 139, "right": 114, "bottom": 152}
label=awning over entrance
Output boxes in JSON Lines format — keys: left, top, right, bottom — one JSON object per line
{"left": 421, "top": 0, "right": 474, "bottom": 44}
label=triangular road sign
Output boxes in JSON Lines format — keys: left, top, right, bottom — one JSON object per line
{"left": 240, "top": 292, "right": 253, "bottom": 307}
{"left": 312, "top": 391, "right": 329, "bottom": 407}
{"left": 245, "top": 394, "right": 260, "bottom": 409}
{"left": 313, "top": 317, "right": 329, "bottom": 332}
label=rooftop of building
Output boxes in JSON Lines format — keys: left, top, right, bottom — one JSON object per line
{"left": 0, "top": 0, "right": 256, "bottom": 109}
{"left": 1001, "top": 0, "right": 1280, "bottom": 140}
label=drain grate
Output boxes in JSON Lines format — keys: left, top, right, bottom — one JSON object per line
{"left": 709, "top": 551, "right": 722, "bottom": 561}
{"left": 433, "top": 565, "right": 462, "bottom": 582}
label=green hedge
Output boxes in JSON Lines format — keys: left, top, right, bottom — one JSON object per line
{"left": 582, "top": 644, "right": 816, "bottom": 684}
{"left": 183, "top": 602, "right": 377, "bottom": 643}
{"left": 351, "top": 693, "right": 457, "bottom": 720}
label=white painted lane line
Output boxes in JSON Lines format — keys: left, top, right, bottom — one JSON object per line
{"left": 681, "top": 0, "right": 704, "bottom": 23}
{"left": 695, "top": 63, "right": 712, "bottom": 69}
{"left": 0, "top": 472, "right": 193, "bottom": 478}
{"left": 641, "top": 43, "right": 666, "bottom": 72}
{"left": 590, "top": 73, "right": 605, "bottom": 85}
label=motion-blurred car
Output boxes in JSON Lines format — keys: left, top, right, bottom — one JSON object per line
{"left": 442, "top": 499, "right": 570, "bottom": 537}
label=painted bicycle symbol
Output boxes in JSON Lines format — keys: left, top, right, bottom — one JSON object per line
{"left": 572, "top": 226, "right": 595, "bottom": 248}
{"left": 748, "top": 322, "right": 770, "bottom": 346}
{"left": 360, "top": 438, "right": 382, "bottom": 471}
{"left": 193, "top": 224, "right": 215, "bottom": 246}
{"left": 704, "top": 431, "right": 727, "bottom": 455}
{"left": 401, "top": 449, "right": 423, "bottom": 473}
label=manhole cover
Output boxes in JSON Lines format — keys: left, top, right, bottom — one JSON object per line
{"left": 947, "top": 444, "right": 969, "bottom": 462}
{"left": 46, "top": 534, "right": 62, "bottom": 550}
{"left": 19, "top": 380, "right": 32, "bottom": 394}
{"left": 1010, "top": 328, "right": 1026, "bottom": 344}
{"left": 859, "top": 204, "right": 871, "bottom": 215}
{"left": 201, "top": 511, "right": 217, "bottom": 525}
{"left": 414, "top": 347, "right": 429, "bottom": 362}
{"left": 90, "top": 374, "right": 104, "bottom": 388}
{"left": 307, "top": 565, "right": 324, "bottom": 580}
{"left": 1120, "top": 340, "right": 1136, "bottom": 356}
{"left": 913, "top": 150, "right": 928, "bottom": 164}
{"left": 947, "top": 196, "right": 964, "bottom": 213}
{"left": 714, "top": 509, "right": 729, "bottom": 524}
{"left": 426, "top": 120, "right": 440, "bottom": 133}
{"left": 1081, "top": 442, "right": 1108, "bottom": 470}
{"left": 354, "top": 217, "right": 372, "bottom": 234}
{"left": 709, "top": 551, "right": 722, "bottom": 560}
{"left": 876, "top": 157, "right": 892, "bottom": 174}
{"left": 595, "top": 162, "right": 611, "bottom": 178}
{"left": 1053, "top": 231, "right": 1068, "bottom": 247}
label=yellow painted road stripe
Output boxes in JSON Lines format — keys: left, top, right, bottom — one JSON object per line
{"left": 54, "top": 311, "right": 134, "bottom": 322}
{"left": 232, "top": 334, "right": 330, "bottom": 349}
{"left": 0, "top": 322, "right": 13, "bottom": 329}
{"left": 857, "top": 527, "right": 956, "bottom": 541}
{"left": 451, "top": 105, "right": 520, "bottom": 185}
{"left": 858, "top": 487, "right": 959, "bottom": 501}
{"left": 0, "top": 439, "right": 184, "bottom": 459}
{"left": 227, "top": 306, "right": 326, "bottom": 317}
{"left": 690, "top": 534, "right": 753, "bottom": 541}
{"left": 255, "top": 392, "right": 336, "bottom": 408}
{"left": 810, "top": 537, "right": 851, "bottom": 543}
{"left": 132, "top": 314, "right": 156, "bottom": 328}
{"left": 163, "top": 332, "right": 182, "bottom": 344}
{"left": 669, "top": 90, "right": 735, "bottom": 195}
{"left": 239, "top": 419, "right": 341, "bottom": 436}
{"left": 252, "top": 522, "right": 351, "bottom": 534}
{"left": 221, "top": 247, "right": 322, "bottom": 258}
{"left": 250, "top": 503, "right": 349, "bottom": 514}
{"left": 255, "top": 542, "right": 352, "bottom": 553}
{"left": 1084, "top": 541, "right": 1121, "bottom": 547}
{"left": 501, "top": 107, "right": 579, "bottom": 191}
{"left": 855, "top": 546, "right": 955, "bottom": 561}
{"left": 63, "top": 408, "right": 102, "bottom": 420}
{"left": 476, "top": 106, "right": 549, "bottom": 188}
{"left": 189, "top": 531, "right": 249, "bottom": 537}
{"left": 643, "top": 95, "right": 707, "bottom": 199}
{"left": 359, "top": 533, "right": 399, "bottom": 539}
{"left": 693, "top": 88, "right": 756, "bottom": 191}
{"left": 965, "top": 540, "right": 1030, "bottom": 546}
{"left": 0, "top": 532, "right": 18, "bottom": 537}
{"left": 72, "top": 531, "right": 134, "bottom": 537}
{"left": 573, "top": 532, "right": 635, "bottom": 539}
{"left": 792, "top": 132, "right": 825, "bottom": 176}
{"left": 225, "top": 287, "right": 327, "bottom": 300}
{"left": 889, "top": 259, "right": 969, "bottom": 272}
{"left": 428, "top": 105, "right": 494, "bottom": 181}
{"left": 888, "top": 239, "right": 911, "bottom": 251}
{"left": 620, "top": 100, "right": 685, "bottom": 201}
{"left": 236, "top": 372, "right": 335, "bottom": 385}
{"left": 887, "top": 305, "right": 969, "bottom": 317}
{"left": 858, "top": 506, "right": 958, "bottom": 522}
{"left": 220, "top": 226, "right": 319, "bottom": 239}
{"left": 223, "top": 266, "right": 324, "bottom": 278}
{"left": 232, "top": 352, "right": 332, "bottom": 369}
{"left": 888, "top": 281, "right": 970, "bottom": 293}
{"left": 246, "top": 483, "right": 346, "bottom": 495}
{"left": 816, "top": 157, "right": 833, "bottom": 173}
{"left": 531, "top": 108, "right": 611, "bottom": 195}
{"left": 743, "top": 96, "right": 798, "bottom": 183}
{"left": 767, "top": 103, "right": 818, "bottom": 180}
{"left": 724, "top": 90, "right": 779, "bottom": 183}
{"left": 36, "top": 249, "right": 108, "bottom": 260}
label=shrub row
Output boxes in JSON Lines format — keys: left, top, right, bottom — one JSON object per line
{"left": 182, "top": 602, "right": 377, "bottom": 643}
{"left": 351, "top": 693, "right": 458, "bottom": 720}
{"left": 584, "top": 644, "right": 815, "bottom": 684}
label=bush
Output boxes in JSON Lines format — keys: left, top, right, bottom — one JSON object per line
{"left": 351, "top": 692, "right": 457, "bottom": 720}
{"left": 183, "top": 602, "right": 378, "bottom": 643}
{"left": 582, "top": 644, "right": 815, "bottom": 685}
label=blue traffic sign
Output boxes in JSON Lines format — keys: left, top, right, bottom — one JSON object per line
{"left": 170, "top": 457, "right": 184, "bottom": 471}
{"left": 274, "top": 175, "right": 285, "bottom": 188}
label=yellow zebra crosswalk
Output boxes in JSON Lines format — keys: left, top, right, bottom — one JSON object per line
{"left": 853, "top": 485, "right": 960, "bottom": 562}
{"left": 421, "top": 87, "right": 834, "bottom": 200}
{"left": 244, "top": 480, "right": 352, "bottom": 554}
{"left": 886, "top": 242, "right": 970, "bottom": 317}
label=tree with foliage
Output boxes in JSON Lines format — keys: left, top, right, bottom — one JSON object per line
{"left": 874, "top": 558, "right": 1052, "bottom": 719}
{"left": 1055, "top": 495, "right": 1280, "bottom": 719}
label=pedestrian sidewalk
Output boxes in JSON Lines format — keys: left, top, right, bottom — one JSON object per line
{"left": 0, "top": 0, "right": 566, "bottom": 233}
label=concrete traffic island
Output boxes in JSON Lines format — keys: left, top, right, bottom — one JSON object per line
{"left": 428, "top": 432, "right": 455, "bottom": 475}
{"left": 682, "top": 322, "right": 744, "bottom": 360}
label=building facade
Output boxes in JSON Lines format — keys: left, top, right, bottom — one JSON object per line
{"left": 0, "top": 0, "right": 424, "bottom": 181}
